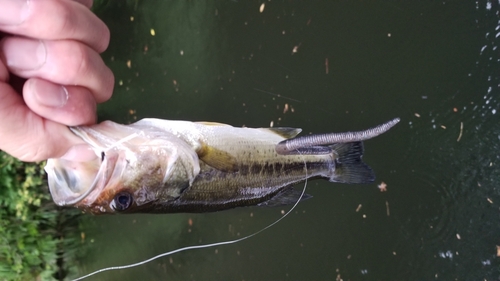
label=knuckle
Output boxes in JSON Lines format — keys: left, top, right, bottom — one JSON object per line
{"left": 13, "top": 139, "right": 50, "bottom": 162}
{"left": 47, "top": 41, "right": 113, "bottom": 103}
{"left": 74, "top": 45, "right": 91, "bottom": 79}
{"left": 52, "top": 8, "right": 75, "bottom": 38}
{"left": 59, "top": 42, "right": 90, "bottom": 83}
{"left": 18, "top": 148, "right": 47, "bottom": 162}
{"left": 28, "top": 1, "right": 74, "bottom": 37}
{"left": 99, "top": 26, "right": 111, "bottom": 52}
{"left": 99, "top": 67, "right": 114, "bottom": 102}
{"left": 47, "top": 1, "right": 74, "bottom": 35}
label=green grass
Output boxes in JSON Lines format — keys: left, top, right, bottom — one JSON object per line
{"left": 0, "top": 152, "right": 84, "bottom": 281}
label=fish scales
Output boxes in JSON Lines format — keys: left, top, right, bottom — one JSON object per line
{"left": 45, "top": 118, "right": 399, "bottom": 214}
{"left": 165, "top": 159, "right": 334, "bottom": 213}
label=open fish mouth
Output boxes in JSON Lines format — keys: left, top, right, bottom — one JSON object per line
{"left": 45, "top": 123, "right": 137, "bottom": 208}
{"left": 45, "top": 126, "right": 122, "bottom": 207}
{"left": 45, "top": 152, "right": 112, "bottom": 206}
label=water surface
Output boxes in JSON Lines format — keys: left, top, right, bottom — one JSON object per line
{"left": 77, "top": 1, "right": 500, "bottom": 280}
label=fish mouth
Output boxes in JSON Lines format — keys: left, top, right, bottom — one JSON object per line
{"left": 46, "top": 126, "right": 122, "bottom": 207}
{"left": 46, "top": 150, "right": 116, "bottom": 206}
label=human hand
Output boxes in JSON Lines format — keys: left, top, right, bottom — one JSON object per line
{"left": 0, "top": 0, "right": 114, "bottom": 162}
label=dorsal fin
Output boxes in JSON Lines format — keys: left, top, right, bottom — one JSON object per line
{"left": 261, "top": 127, "right": 302, "bottom": 139}
{"left": 196, "top": 121, "right": 231, "bottom": 126}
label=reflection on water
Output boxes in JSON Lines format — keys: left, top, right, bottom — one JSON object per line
{"left": 74, "top": 1, "right": 500, "bottom": 280}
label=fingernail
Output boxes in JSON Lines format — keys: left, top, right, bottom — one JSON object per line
{"left": 31, "top": 79, "right": 69, "bottom": 108}
{"left": 2, "top": 38, "right": 46, "bottom": 71}
{"left": 0, "top": 0, "right": 30, "bottom": 26}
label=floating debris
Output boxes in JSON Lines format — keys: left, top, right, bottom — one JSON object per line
{"left": 385, "top": 201, "right": 390, "bottom": 216}
{"left": 126, "top": 60, "right": 131, "bottom": 69}
{"left": 378, "top": 181, "right": 387, "bottom": 192}
{"left": 283, "top": 103, "right": 289, "bottom": 114}
{"left": 497, "top": 245, "right": 500, "bottom": 257}
{"left": 457, "top": 122, "right": 463, "bottom": 142}
{"left": 456, "top": 233, "right": 461, "bottom": 240}
{"left": 453, "top": 107, "right": 458, "bottom": 112}
{"left": 487, "top": 198, "right": 493, "bottom": 204}
{"left": 150, "top": 28, "right": 156, "bottom": 36}
{"left": 414, "top": 113, "right": 421, "bottom": 118}
{"left": 355, "top": 204, "right": 362, "bottom": 212}
{"left": 325, "top": 58, "right": 329, "bottom": 74}
{"left": 441, "top": 125, "right": 446, "bottom": 129}
{"left": 259, "top": 3, "right": 265, "bottom": 13}
{"left": 292, "top": 45, "right": 299, "bottom": 54}
{"left": 438, "top": 250, "right": 453, "bottom": 259}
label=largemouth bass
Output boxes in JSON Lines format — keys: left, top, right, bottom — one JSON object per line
{"left": 45, "top": 118, "right": 399, "bottom": 214}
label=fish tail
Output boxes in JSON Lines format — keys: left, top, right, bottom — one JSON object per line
{"left": 329, "top": 142, "right": 375, "bottom": 184}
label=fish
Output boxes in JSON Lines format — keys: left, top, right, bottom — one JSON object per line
{"left": 45, "top": 118, "right": 400, "bottom": 214}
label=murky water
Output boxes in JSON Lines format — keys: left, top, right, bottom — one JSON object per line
{"left": 75, "top": 1, "right": 500, "bottom": 280}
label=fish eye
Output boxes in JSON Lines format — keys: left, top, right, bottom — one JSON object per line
{"left": 112, "top": 191, "right": 133, "bottom": 211}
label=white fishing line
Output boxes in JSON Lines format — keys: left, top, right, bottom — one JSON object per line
{"left": 72, "top": 151, "right": 309, "bottom": 281}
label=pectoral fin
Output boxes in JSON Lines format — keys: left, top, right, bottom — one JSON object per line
{"left": 257, "top": 188, "right": 312, "bottom": 207}
{"left": 196, "top": 143, "right": 238, "bottom": 172}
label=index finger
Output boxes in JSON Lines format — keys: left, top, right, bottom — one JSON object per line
{"left": 0, "top": 0, "right": 109, "bottom": 52}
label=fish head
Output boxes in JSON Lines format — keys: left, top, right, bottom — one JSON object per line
{"left": 45, "top": 120, "right": 200, "bottom": 214}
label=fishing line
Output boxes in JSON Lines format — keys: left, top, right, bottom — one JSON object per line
{"left": 72, "top": 151, "right": 310, "bottom": 281}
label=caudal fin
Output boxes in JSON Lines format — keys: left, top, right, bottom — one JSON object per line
{"left": 329, "top": 142, "right": 375, "bottom": 184}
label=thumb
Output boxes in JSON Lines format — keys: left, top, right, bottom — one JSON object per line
{"left": 0, "top": 82, "right": 83, "bottom": 162}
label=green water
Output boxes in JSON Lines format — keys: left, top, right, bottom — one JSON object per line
{"left": 75, "top": 1, "right": 500, "bottom": 280}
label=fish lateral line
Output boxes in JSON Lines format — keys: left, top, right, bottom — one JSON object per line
{"left": 275, "top": 118, "right": 400, "bottom": 155}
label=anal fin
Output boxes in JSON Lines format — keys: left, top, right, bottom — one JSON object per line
{"left": 257, "top": 188, "right": 312, "bottom": 207}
